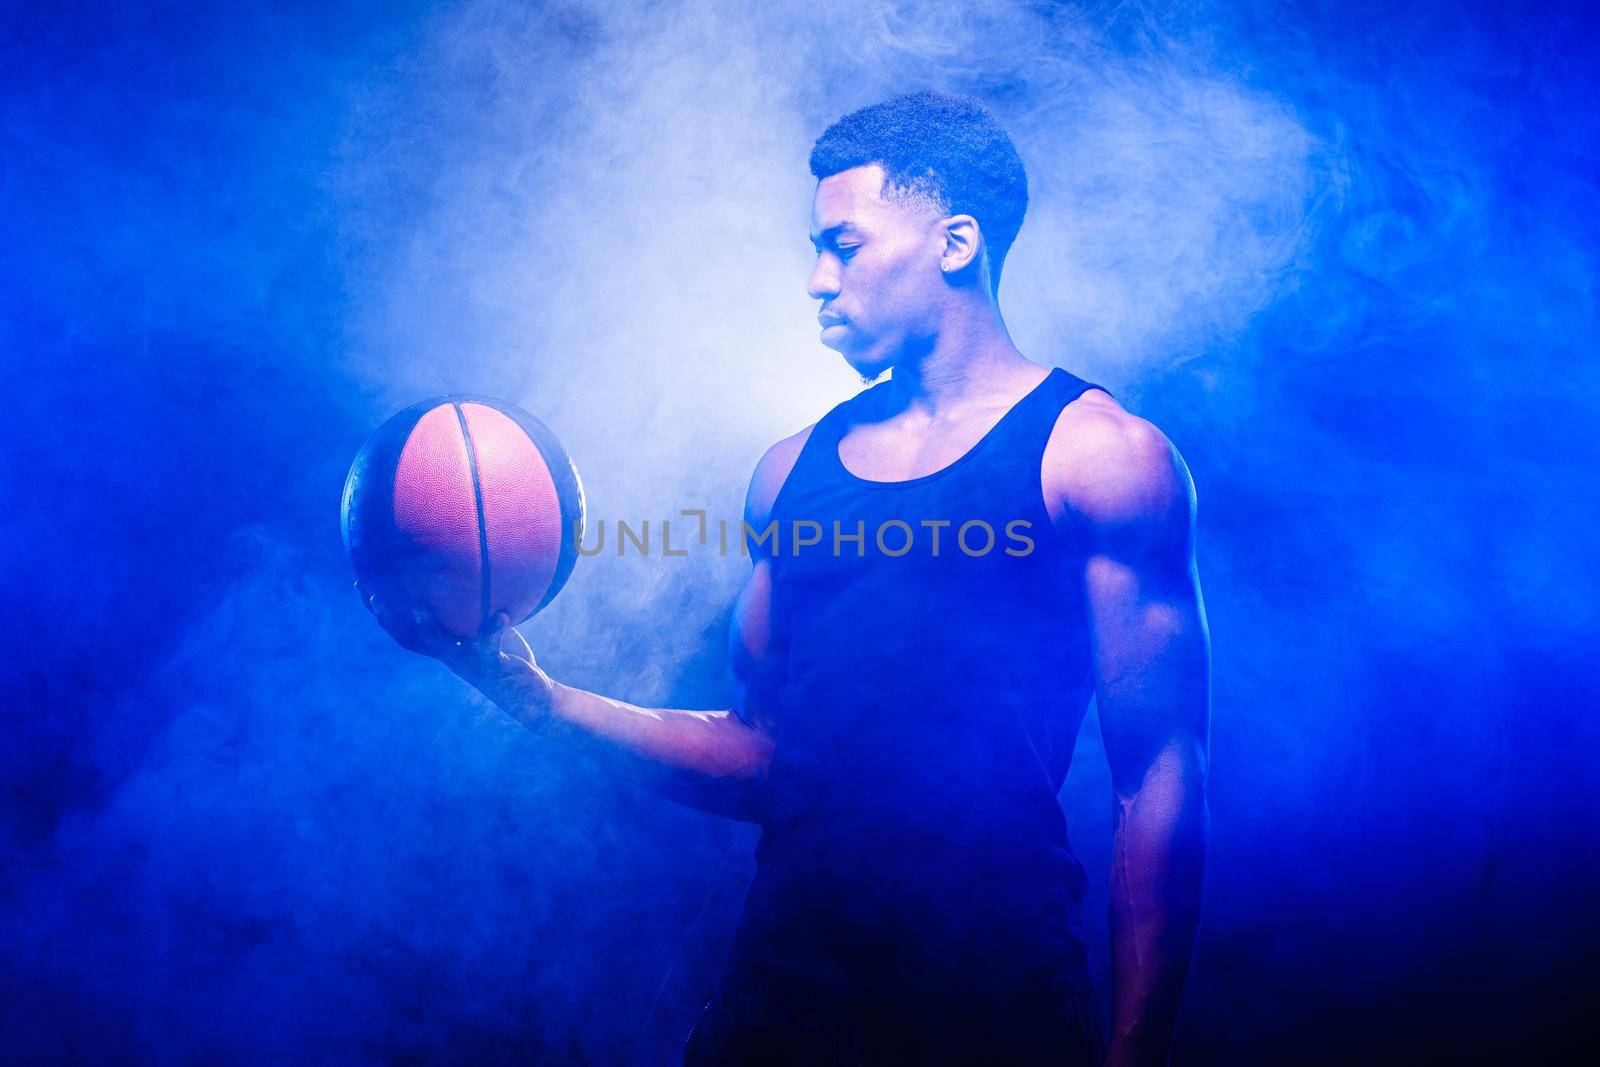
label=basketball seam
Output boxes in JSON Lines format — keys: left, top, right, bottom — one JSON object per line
{"left": 453, "top": 402, "right": 493, "bottom": 632}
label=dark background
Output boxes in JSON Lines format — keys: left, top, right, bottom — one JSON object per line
{"left": 3, "top": 1, "right": 1597, "bottom": 1063}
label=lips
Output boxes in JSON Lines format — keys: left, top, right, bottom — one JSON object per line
{"left": 818, "top": 312, "right": 847, "bottom": 327}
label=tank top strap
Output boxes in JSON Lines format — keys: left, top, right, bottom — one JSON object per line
{"left": 757, "top": 387, "right": 874, "bottom": 556}
{"left": 970, "top": 366, "right": 1109, "bottom": 484}
{"left": 811, "top": 384, "right": 874, "bottom": 452}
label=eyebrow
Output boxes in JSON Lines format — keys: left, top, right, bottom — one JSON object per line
{"left": 809, "top": 222, "right": 859, "bottom": 249}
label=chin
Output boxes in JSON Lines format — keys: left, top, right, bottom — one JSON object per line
{"left": 844, "top": 359, "right": 890, "bottom": 386}
{"left": 840, "top": 346, "right": 892, "bottom": 385}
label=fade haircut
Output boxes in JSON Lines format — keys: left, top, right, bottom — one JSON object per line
{"left": 809, "top": 90, "right": 1029, "bottom": 290}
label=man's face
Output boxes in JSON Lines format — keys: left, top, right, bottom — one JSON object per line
{"left": 808, "top": 164, "right": 946, "bottom": 381}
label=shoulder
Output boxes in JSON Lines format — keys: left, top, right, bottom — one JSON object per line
{"left": 1042, "top": 388, "right": 1195, "bottom": 549}
{"left": 744, "top": 383, "right": 874, "bottom": 527}
{"left": 745, "top": 423, "right": 816, "bottom": 528}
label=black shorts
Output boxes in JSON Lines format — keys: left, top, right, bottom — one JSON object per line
{"left": 681, "top": 963, "right": 1104, "bottom": 1067}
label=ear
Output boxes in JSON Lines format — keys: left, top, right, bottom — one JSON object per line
{"left": 939, "top": 214, "right": 983, "bottom": 276}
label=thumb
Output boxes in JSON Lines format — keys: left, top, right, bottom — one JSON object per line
{"left": 491, "top": 613, "right": 537, "bottom": 669}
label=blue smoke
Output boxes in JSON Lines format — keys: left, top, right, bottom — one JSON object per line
{"left": 3, "top": 1, "right": 1596, "bottom": 1063}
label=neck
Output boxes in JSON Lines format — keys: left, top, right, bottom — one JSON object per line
{"left": 884, "top": 304, "right": 1039, "bottom": 415}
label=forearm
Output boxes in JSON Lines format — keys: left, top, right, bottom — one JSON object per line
{"left": 476, "top": 664, "right": 773, "bottom": 822}
{"left": 1105, "top": 748, "right": 1209, "bottom": 1067}
{"left": 544, "top": 682, "right": 773, "bottom": 820}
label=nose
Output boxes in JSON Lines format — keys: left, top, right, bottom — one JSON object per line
{"left": 807, "top": 255, "right": 839, "bottom": 302}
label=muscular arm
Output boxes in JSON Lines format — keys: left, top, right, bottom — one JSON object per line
{"left": 1051, "top": 400, "right": 1211, "bottom": 1067}
{"left": 528, "top": 545, "right": 784, "bottom": 822}
{"left": 378, "top": 429, "right": 807, "bottom": 824}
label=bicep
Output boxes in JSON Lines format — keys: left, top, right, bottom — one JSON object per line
{"left": 1087, "top": 551, "right": 1209, "bottom": 789}
{"left": 729, "top": 556, "right": 785, "bottom": 738}
{"left": 729, "top": 426, "right": 809, "bottom": 739}
{"left": 1077, "top": 435, "right": 1210, "bottom": 795}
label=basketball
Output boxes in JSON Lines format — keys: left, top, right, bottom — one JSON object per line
{"left": 341, "top": 396, "right": 586, "bottom": 639}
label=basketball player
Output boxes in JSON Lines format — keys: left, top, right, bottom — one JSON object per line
{"left": 367, "top": 92, "right": 1210, "bottom": 1066}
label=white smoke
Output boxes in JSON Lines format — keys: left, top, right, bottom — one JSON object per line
{"left": 331, "top": 0, "right": 1328, "bottom": 689}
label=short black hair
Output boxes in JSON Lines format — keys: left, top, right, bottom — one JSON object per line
{"left": 809, "top": 90, "right": 1029, "bottom": 289}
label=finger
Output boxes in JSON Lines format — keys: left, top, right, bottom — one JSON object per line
{"left": 477, "top": 610, "right": 510, "bottom": 643}
{"left": 488, "top": 611, "right": 528, "bottom": 656}
{"left": 411, "top": 608, "right": 458, "bottom": 653}
{"left": 415, "top": 610, "right": 489, "bottom": 672}
{"left": 366, "top": 591, "right": 410, "bottom": 636}
{"left": 500, "top": 626, "right": 536, "bottom": 668}
{"left": 377, "top": 600, "right": 418, "bottom": 642}
{"left": 476, "top": 613, "right": 512, "bottom": 668}
{"left": 361, "top": 586, "right": 389, "bottom": 623}
{"left": 473, "top": 611, "right": 508, "bottom": 659}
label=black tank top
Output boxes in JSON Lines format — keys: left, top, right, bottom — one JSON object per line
{"left": 727, "top": 366, "right": 1106, "bottom": 998}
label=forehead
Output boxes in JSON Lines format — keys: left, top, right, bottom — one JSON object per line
{"left": 810, "top": 164, "right": 918, "bottom": 235}
{"left": 812, "top": 164, "right": 887, "bottom": 218}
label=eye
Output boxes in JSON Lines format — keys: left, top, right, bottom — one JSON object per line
{"left": 836, "top": 245, "right": 860, "bottom": 260}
